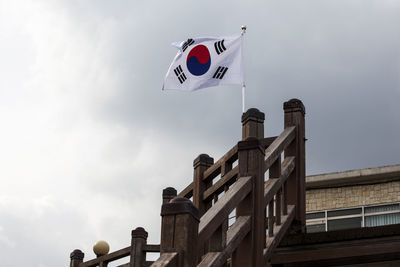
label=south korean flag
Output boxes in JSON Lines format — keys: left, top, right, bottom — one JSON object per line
{"left": 162, "top": 34, "right": 244, "bottom": 91}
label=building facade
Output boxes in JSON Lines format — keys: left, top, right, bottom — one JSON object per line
{"left": 305, "top": 164, "right": 400, "bottom": 233}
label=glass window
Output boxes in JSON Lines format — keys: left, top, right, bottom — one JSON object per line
{"left": 327, "top": 208, "right": 362, "bottom": 217}
{"left": 327, "top": 217, "right": 362, "bottom": 231}
{"left": 365, "top": 203, "right": 400, "bottom": 214}
{"left": 307, "top": 224, "right": 325, "bottom": 233}
{"left": 306, "top": 212, "right": 325, "bottom": 220}
{"left": 365, "top": 213, "right": 400, "bottom": 227}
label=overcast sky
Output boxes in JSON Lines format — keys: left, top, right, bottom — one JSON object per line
{"left": 1, "top": 0, "right": 399, "bottom": 266}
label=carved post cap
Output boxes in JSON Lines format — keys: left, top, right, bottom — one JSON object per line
{"left": 132, "top": 227, "right": 148, "bottom": 239}
{"left": 70, "top": 249, "right": 84, "bottom": 261}
{"left": 193, "top": 154, "right": 214, "bottom": 168}
{"left": 161, "top": 197, "right": 200, "bottom": 221}
{"left": 283, "top": 99, "right": 305, "bottom": 115}
{"left": 241, "top": 108, "right": 265, "bottom": 123}
{"left": 163, "top": 187, "right": 177, "bottom": 200}
{"left": 238, "top": 137, "right": 264, "bottom": 153}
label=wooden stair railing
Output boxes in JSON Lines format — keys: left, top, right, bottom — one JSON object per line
{"left": 152, "top": 99, "right": 306, "bottom": 267}
{"left": 70, "top": 99, "right": 306, "bottom": 267}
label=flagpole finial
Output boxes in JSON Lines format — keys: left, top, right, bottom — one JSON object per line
{"left": 241, "top": 25, "right": 247, "bottom": 35}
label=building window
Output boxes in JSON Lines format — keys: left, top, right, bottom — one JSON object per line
{"left": 306, "top": 202, "right": 400, "bottom": 233}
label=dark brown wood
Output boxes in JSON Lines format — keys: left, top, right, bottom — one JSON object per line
{"left": 177, "top": 182, "right": 193, "bottom": 199}
{"left": 81, "top": 247, "right": 130, "bottom": 267}
{"left": 160, "top": 198, "right": 199, "bottom": 267}
{"left": 271, "top": 235, "right": 400, "bottom": 265}
{"left": 193, "top": 154, "right": 214, "bottom": 216}
{"left": 264, "top": 156, "right": 295, "bottom": 206}
{"left": 284, "top": 99, "right": 306, "bottom": 233}
{"left": 203, "top": 166, "right": 239, "bottom": 202}
{"left": 234, "top": 137, "right": 265, "bottom": 267}
{"left": 130, "top": 227, "right": 148, "bottom": 267}
{"left": 260, "top": 136, "right": 277, "bottom": 149}
{"left": 268, "top": 200, "right": 274, "bottom": 237}
{"left": 283, "top": 181, "right": 288, "bottom": 216}
{"left": 203, "top": 145, "right": 238, "bottom": 182}
{"left": 197, "top": 216, "right": 251, "bottom": 267}
{"left": 263, "top": 205, "right": 295, "bottom": 262}
{"left": 275, "top": 189, "right": 282, "bottom": 226}
{"left": 264, "top": 126, "right": 295, "bottom": 172}
{"left": 163, "top": 188, "right": 177, "bottom": 204}
{"left": 144, "top": 244, "right": 160, "bottom": 252}
{"left": 241, "top": 108, "right": 265, "bottom": 140}
{"left": 150, "top": 252, "right": 178, "bottom": 267}
{"left": 198, "top": 176, "right": 252, "bottom": 246}
{"left": 70, "top": 249, "right": 84, "bottom": 267}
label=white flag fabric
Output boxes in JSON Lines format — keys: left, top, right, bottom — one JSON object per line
{"left": 162, "top": 34, "right": 244, "bottom": 91}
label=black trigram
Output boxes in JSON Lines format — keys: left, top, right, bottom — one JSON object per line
{"left": 214, "top": 40, "right": 226, "bottom": 55}
{"left": 174, "top": 65, "right": 187, "bottom": 84}
{"left": 213, "top": 66, "right": 228, "bottom": 79}
{"left": 182, "top": 38, "right": 194, "bottom": 52}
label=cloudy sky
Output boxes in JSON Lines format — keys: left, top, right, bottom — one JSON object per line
{"left": 1, "top": 0, "right": 399, "bottom": 266}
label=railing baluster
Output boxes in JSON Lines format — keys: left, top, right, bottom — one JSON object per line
{"left": 268, "top": 200, "right": 274, "bottom": 237}
{"left": 276, "top": 189, "right": 282, "bottom": 226}
{"left": 283, "top": 181, "right": 288, "bottom": 216}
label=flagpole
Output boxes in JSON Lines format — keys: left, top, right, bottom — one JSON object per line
{"left": 241, "top": 25, "right": 246, "bottom": 113}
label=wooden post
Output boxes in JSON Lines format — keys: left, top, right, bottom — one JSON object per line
{"left": 193, "top": 154, "right": 214, "bottom": 216}
{"left": 163, "top": 187, "right": 177, "bottom": 204}
{"left": 241, "top": 108, "right": 265, "bottom": 140}
{"left": 130, "top": 227, "right": 148, "bottom": 267}
{"left": 234, "top": 138, "right": 265, "bottom": 267}
{"left": 232, "top": 108, "right": 265, "bottom": 267}
{"left": 160, "top": 197, "right": 200, "bottom": 267}
{"left": 283, "top": 99, "right": 306, "bottom": 233}
{"left": 70, "top": 249, "right": 84, "bottom": 267}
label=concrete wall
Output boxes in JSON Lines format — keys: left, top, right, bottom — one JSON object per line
{"left": 306, "top": 180, "right": 400, "bottom": 212}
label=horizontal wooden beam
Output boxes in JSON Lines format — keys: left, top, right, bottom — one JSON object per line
{"left": 203, "top": 166, "right": 239, "bottom": 202}
{"left": 264, "top": 157, "right": 295, "bottom": 206}
{"left": 144, "top": 244, "right": 160, "bottom": 252}
{"left": 264, "top": 126, "right": 295, "bottom": 172}
{"left": 264, "top": 205, "right": 295, "bottom": 262}
{"left": 271, "top": 235, "right": 400, "bottom": 264}
{"left": 203, "top": 144, "right": 238, "bottom": 182}
{"left": 197, "top": 216, "right": 251, "bottom": 267}
{"left": 198, "top": 176, "right": 252, "bottom": 246}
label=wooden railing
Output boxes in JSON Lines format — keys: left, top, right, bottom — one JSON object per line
{"left": 69, "top": 227, "right": 160, "bottom": 267}
{"left": 153, "top": 99, "right": 306, "bottom": 267}
{"left": 70, "top": 99, "right": 306, "bottom": 267}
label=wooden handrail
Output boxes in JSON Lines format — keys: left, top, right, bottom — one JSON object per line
{"left": 264, "top": 205, "right": 296, "bottom": 261}
{"left": 80, "top": 244, "right": 160, "bottom": 267}
{"left": 197, "top": 216, "right": 251, "bottom": 267}
{"left": 260, "top": 136, "right": 277, "bottom": 149}
{"left": 150, "top": 252, "right": 178, "bottom": 267}
{"left": 198, "top": 176, "right": 252, "bottom": 246}
{"left": 144, "top": 244, "right": 160, "bottom": 252}
{"left": 177, "top": 182, "right": 193, "bottom": 199}
{"left": 202, "top": 165, "right": 239, "bottom": 202}
{"left": 264, "top": 156, "right": 295, "bottom": 206}
{"left": 202, "top": 144, "right": 238, "bottom": 182}
{"left": 264, "top": 126, "right": 295, "bottom": 172}
{"left": 81, "top": 246, "right": 131, "bottom": 267}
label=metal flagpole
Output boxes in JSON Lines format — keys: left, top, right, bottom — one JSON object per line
{"left": 241, "top": 25, "right": 247, "bottom": 113}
